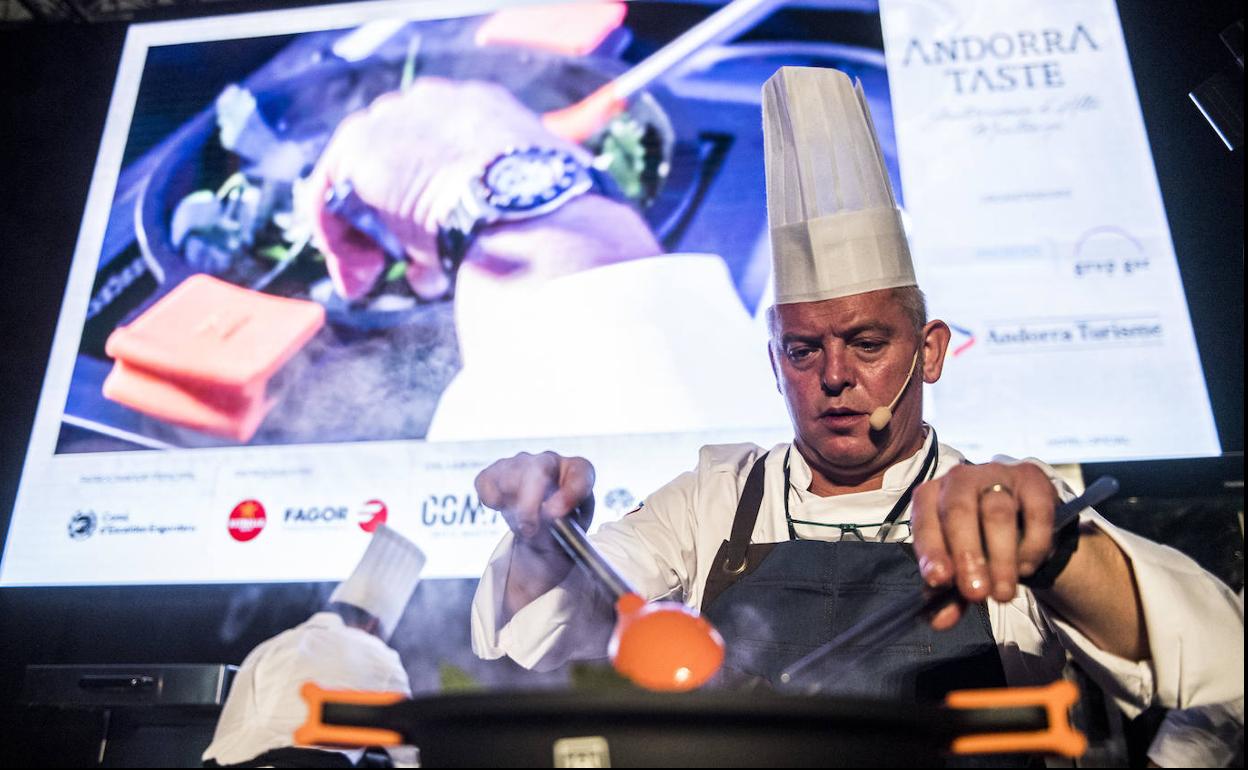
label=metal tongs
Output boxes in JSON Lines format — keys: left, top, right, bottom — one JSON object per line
{"left": 779, "top": 476, "right": 1122, "bottom": 691}
{"left": 551, "top": 516, "right": 726, "bottom": 691}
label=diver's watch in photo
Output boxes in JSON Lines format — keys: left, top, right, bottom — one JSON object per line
{"left": 437, "top": 146, "right": 595, "bottom": 269}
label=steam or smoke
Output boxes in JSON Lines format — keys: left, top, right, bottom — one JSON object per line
{"left": 218, "top": 584, "right": 267, "bottom": 645}
{"left": 707, "top": 599, "right": 782, "bottom": 690}
{"left": 388, "top": 579, "right": 570, "bottom": 695}
{"left": 217, "top": 577, "right": 573, "bottom": 693}
{"left": 709, "top": 590, "right": 883, "bottom": 696}
{"left": 217, "top": 582, "right": 332, "bottom": 646}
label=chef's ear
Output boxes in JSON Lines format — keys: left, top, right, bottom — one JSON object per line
{"left": 921, "top": 320, "right": 951, "bottom": 384}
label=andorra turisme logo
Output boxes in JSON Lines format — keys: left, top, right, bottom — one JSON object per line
{"left": 949, "top": 322, "right": 977, "bottom": 357}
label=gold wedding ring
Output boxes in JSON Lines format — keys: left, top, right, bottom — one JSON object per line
{"left": 978, "top": 482, "right": 1015, "bottom": 501}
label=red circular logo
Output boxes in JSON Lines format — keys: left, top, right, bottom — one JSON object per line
{"left": 228, "top": 500, "right": 267, "bottom": 542}
{"left": 358, "top": 499, "right": 387, "bottom": 533}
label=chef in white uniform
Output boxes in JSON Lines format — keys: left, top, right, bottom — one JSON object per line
{"left": 466, "top": 66, "right": 1244, "bottom": 727}
{"left": 203, "top": 526, "right": 425, "bottom": 768}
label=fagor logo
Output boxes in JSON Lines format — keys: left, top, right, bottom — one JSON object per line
{"left": 283, "top": 506, "right": 350, "bottom": 526}
{"left": 358, "top": 500, "right": 388, "bottom": 533}
{"left": 228, "top": 500, "right": 267, "bottom": 542}
{"left": 280, "top": 500, "right": 388, "bottom": 531}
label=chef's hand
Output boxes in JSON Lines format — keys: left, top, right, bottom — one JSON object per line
{"left": 910, "top": 461, "right": 1057, "bottom": 629}
{"left": 305, "top": 78, "right": 660, "bottom": 301}
{"left": 912, "top": 462, "right": 1148, "bottom": 659}
{"left": 475, "top": 451, "right": 596, "bottom": 618}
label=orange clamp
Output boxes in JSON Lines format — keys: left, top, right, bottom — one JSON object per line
{"left": 943, "top": 678, "right": 1083, "bottom": 758}
{"left": 945, "top": 679, "right": 1086, "bottom": 758}
{"left": 294, "top": 682, "right": 407, "bottom": 748}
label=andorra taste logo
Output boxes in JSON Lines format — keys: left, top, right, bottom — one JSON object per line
{"left": 228, "top": 500, "right": 267, "bottom": 542}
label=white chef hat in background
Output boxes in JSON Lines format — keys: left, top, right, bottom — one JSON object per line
{"left": 329, "top": 525, "right": 426, "bottom": 641}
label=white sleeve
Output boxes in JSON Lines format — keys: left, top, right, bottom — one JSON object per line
{"left": 1013, "top": 458, "right": 1245, "bottom": 716}
{"left": 1147, "top": 697, "right": 1244, "bottom": 768}
{"left": 202, "top": 640, "right": 270, "bottom": 763}
{"left": 1047, "top": 510, "right": 1244, "bottom": 714}
{"left": 376, "top": 643, "right": 412, "bottom": 697}
{"left": 471, "top": 470, "right": 701, "bottom": 671}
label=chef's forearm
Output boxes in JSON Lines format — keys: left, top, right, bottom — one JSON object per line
{"left": 1033, "top": 524, "right": 1150, "bottom": 661}
{"left": 502, "top": 541, "right": 576, "bottom": 623}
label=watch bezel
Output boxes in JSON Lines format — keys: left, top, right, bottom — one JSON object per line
{"left": 474, "top": 146, "right": 593, "bottom": 223}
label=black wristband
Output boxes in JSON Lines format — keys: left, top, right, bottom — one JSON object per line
{"left": 571, "top": 494, "right": 596, "bottom": 530}
{"left": 1021, "top": 519, "right": 1081, "bottom": 590}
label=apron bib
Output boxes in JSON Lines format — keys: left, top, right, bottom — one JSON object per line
{"left": 701, "top": 450, "right": 1007, "bottom": 701}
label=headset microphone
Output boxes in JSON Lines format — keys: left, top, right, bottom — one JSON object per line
{"left": 868, "top": 348, "right": 920, "bottom": 432}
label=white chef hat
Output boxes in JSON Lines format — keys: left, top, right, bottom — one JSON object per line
{"left": 763, "top": 66, "right": 915, "bottom": 305}
{"left": 329, "top": 525, "right": 426, "bottom": 640}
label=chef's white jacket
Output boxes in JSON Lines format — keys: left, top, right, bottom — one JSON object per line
{"left": 471, "top": 434, "right": 1245, "bottom": 718}
{"left": 1148, "top": 697, "right": 1245, "bottom": 767}
{"left": 204, "top": 612, "right": 411, "bottom": 766}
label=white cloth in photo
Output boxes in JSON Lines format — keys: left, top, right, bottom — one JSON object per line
{"left": 470, "top": 435, "right": 1245, "bottom": 717}
{"left": 203, "top": 612, "right": 411, "bottom": 766}
{"left": 427, "top": 254, "right": 789, "bottom": 442}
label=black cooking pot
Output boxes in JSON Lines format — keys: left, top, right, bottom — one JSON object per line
{"left": 315, "top": 688, "right": 1053, "bottom": 768}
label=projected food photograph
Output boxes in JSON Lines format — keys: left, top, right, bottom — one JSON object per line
{"left": 57, "top": 0, "right": 899, "bottom": 453}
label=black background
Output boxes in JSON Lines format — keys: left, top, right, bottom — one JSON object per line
{"left": 0, "top": 1, "right": 1243, "bottom": 764}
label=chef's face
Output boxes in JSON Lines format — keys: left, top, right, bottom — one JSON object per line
{"left": 768, "top": 288, "right": 950, "bottom": 489}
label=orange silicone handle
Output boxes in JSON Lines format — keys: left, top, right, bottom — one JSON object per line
{"left": 294, "top": 682, "right": 407, "bottom": 748}
{"left": 541, "top": 83, "right": 629, "bottom": 143}
{"left": 945, "top": 679, "right": 1086, "bottom": 758}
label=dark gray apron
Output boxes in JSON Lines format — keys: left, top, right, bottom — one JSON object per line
{"left": 701, "top": 449, "right": 1009, "bottom": 702}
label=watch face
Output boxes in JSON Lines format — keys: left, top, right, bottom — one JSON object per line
{"left": 480, "top": 147, "right": 588, "bottom": 216}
